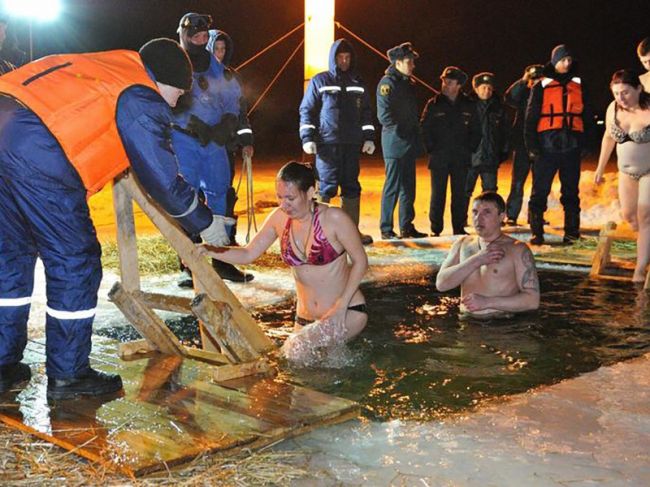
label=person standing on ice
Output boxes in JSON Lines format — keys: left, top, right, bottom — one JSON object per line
{"left": 504, "top": 64, "right": 544, "bottom": 226}
{"left": 0, "top": 38, "right": 233, "bottom": 399}
{"left": 377, "top": 42, "right": 426, "bottom": 240}
{"left": 524, "top": 44, "right": 594, "bottom": 245}
{"left": 172, "top": 13, "right": 253, "bottom": 284}
{"left": 206, "top": 29, "right": 254, "bottom": 248}
{"left": 299, "top": 38, "right": 376, "bottom": 245}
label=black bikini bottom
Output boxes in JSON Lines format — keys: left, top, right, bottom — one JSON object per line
{"left": 295, "top": 303, "right": 367, "bottom": 326}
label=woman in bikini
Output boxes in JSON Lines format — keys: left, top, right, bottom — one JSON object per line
{"left": 199, "top": 161, "right": 368, "bottom": 355}
{"left": 595, "top": 69, "right": 650, "bottom": 282}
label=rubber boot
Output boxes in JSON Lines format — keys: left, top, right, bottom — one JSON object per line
{"left": 563, "top": 211, "right": 581, "bottom": 244}
{"left": 529, "top": 211, "right": 545, "bottom": 245}
{"left": 342, "top": 196, "right": 373, "bottom": 245}
{"left": 47, "top": 368, "right": 123, "bottom": 400}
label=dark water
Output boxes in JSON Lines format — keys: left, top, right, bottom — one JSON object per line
{"left": 98, "top": 270, "right": 650, "bottom": 421}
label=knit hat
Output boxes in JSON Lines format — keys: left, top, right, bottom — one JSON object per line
{"left": 472, "top": 72, "right": 495, "bottom": 89}
{"left": 550, "top": 44, "right": 572, "bottom": 65}
{"left": 139, "top": 38, "right": 193, "bottom": 91}
{"left": 440, "top": 66, "right": 468, "bottom": 85}
{"left": 177, "top": 12, "right": 212, "bottom": 37}
{"left": 387, "top": 42, "right": 419, "bottom": 63}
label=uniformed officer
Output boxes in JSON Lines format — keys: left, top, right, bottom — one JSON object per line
{"left": 420, "top": 66, "right": 481, "bottom": 236}
{"left": 377, "top": 42, "right": 426, "bottom": 240}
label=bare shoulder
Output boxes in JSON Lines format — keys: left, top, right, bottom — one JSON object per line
{"left": 509, "top": 237, "right": 534, "bottom": 256}
{"left": 319, "top": 204, "right": 353, "bottom": 229}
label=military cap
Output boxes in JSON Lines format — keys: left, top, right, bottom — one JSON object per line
{"left": 387, "top": 42, "right": 419, "bottom": 63}
{"left": 472, "top": 72, "right": 495, "bottom": 89}
{"left": 440, "top": 66, "right": 468, "bottom": 85}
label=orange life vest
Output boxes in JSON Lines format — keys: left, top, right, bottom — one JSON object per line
{"left": 536, "top": 77, "right": 584, "bottom": 133}
{"left": 0, "top": 50, "right": 160, "bottom": 196}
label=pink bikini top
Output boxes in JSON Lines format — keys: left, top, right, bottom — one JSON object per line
{"left": 280, "top": 204, "right": 344, "bottom": 266}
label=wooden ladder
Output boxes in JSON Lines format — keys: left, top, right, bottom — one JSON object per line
{"left": 108, "top": 172, "right": 275, "bottom": 381}
{"left": 589, "top": 221, "right": 650, "bottom": 289}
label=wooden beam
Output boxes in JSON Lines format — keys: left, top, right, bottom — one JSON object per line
{"left": 183, "top": 346, "right": 232, "bottom": 365}
{"left": 108, "top": 282, "right": 184, "bottom": 356}
{"left": 191, "top": 295, "right": 260, "bottom": 363}
{"left": 119, "top": 174, "right": 275, "bottom": 355}
{"left": 134, "top": 291, "right": 193, "bottom": 314}
{"left": 590, "top": 221, "right": 617, "bottom": 277}
{"left": 112, "top": 177, "right": 141, "bottom": 291}
{"left": 119, "top": 339, "right": 157, "bottom": 360}
{"left": 212, "top": 358, "right": 273, "bottom": 382}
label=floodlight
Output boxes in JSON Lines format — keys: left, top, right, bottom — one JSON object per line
{"left": 3, "top": 0, "right": 62, "bottom": 22}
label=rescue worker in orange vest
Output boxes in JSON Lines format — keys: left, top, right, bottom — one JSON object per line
{"left": 0, "top": 39, "right": 233, "bottom": 400}
{"left": 524, "top": 44, "right": 594, "bottom": 245}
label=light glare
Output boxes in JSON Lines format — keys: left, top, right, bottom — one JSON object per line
{"left": 3, "top": 0, "right": 62, "bottom": 22}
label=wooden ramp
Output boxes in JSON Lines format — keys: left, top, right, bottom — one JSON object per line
{"left": 0, "top": 340, "right": 359, "bottom": 477}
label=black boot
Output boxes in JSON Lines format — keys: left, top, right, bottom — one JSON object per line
{"left": 47, "top": 368, "right": 123, "bottom": 400}
{"left": 0, "top": 362, "right": 31, "bottom": 394}
{"left": 177, "top": 268, "right": 194, "bottom": 288}
{"left": 529, "top": 211, "right": 545, "bottom": 245}
{"left": 212, "top": 259, "right": 254, "bottom": 282}
{"left": 563, "top": 211, "right": 581, "bottom": 244}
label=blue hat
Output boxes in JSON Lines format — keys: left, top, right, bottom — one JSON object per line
{"left": 551, "top": 44, "right": 572, "bottom": 65}
{"left": 387, "top": 42, "right": 419, "bottom": 63}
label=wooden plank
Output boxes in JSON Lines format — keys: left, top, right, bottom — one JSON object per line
{"left": 112, "top": 176, "right": 141, "bottom": 292}
{"left": 133, "top": 291, "right": 193, "bottom": 314}
{"left": 120, "top": 175, "right": 275, "bottom": 355}
{"left": 108, "top": 282, "right": 184, "bottom": 356}
{"left": 0, "top": 341, "right": 359, "bottom": 477}
{"left": 184, "top": 346, "right": 232, "bottom": 365}
{"left": 191, "top": 294, "right": 260, "bottom": 363}
{"left": 212, "top": 359, "right": 273, "bottom": 382}
{"left": 119, "top": 339, "right": 157, "bottom": 359}
{"left": 590, "top": 221, "right": 617, "bottom": 277}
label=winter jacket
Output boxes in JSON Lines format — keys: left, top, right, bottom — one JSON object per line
{"left": 0, "top": 51, "right": 213, "bottom": 234}
{"left": 504, "top": 77, "right": 533, "bottom": 146}
{"left": 207, "top": 30, "right": 253, "bottom": 149}
{"left": 377, "top": 65, "right": 420, "bottom": 158}
{"left": 470, "top": 94, "right": 508, "bottom": 168}
{"left": 300, "top": 39, "right": 374, "bottom": 146}
{"left": 420, "top": 92, "right": 481, "bottom": 167}
{"left": 524, "top": 63, "right": 594, "bottom": 154}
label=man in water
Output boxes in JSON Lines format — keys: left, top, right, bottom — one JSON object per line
{"left": 436, "top": 192, "right": 540, "bottom": 319}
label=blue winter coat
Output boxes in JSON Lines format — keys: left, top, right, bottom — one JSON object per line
{"left": 299, "top": 39, "right": 374, "bottom": 146}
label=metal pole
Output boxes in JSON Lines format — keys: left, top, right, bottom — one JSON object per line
{"left": 29, "top": 20, "right": 33, "bottom": 61}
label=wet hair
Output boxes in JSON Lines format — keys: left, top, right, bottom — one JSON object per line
{"left": 276, "top": 161, "right": 316, "bottom": 192}
{"left": 473, "top": 191, "right": 506, "bottom": 214}
{"left": 610, "top": 69, "right": 650, "bottom": 109}
{"left": 638, "top": 37, "right": 650, "bottom": 57}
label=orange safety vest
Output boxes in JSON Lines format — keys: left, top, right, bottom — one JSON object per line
{"left": 0, "top": 50, "right": 160, "bottom": 196}
{"left": 536, "top": 77, "right": 584, "bottom": 133}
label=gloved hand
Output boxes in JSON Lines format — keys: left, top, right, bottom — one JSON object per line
{"left": 200, "top": 215, "right": 236, "bottom": 247}
{"left": 361, "top": 140, "right": 375, "bottom": 155}
{"left": 187, "top": 115, "right": 212, "bottom": 146}
{"left": 302, "top": 141, "right": 317, "bottom": 155}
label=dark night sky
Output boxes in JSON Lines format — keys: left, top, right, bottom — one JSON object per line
{"left": 3, "top": 0, "right": 648, "bottom": 154}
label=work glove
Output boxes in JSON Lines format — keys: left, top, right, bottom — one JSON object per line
{"left": 200, "top": 215, "right": 236, "bottom": 247}
{"left": 302, "top": 141, "right": 317, "bottom": 155}
{"left": 361, "top": 140, "right": 375, "bottom": 155}
{"left": 187, "top": 115, "right": 212, "bottom": 146}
